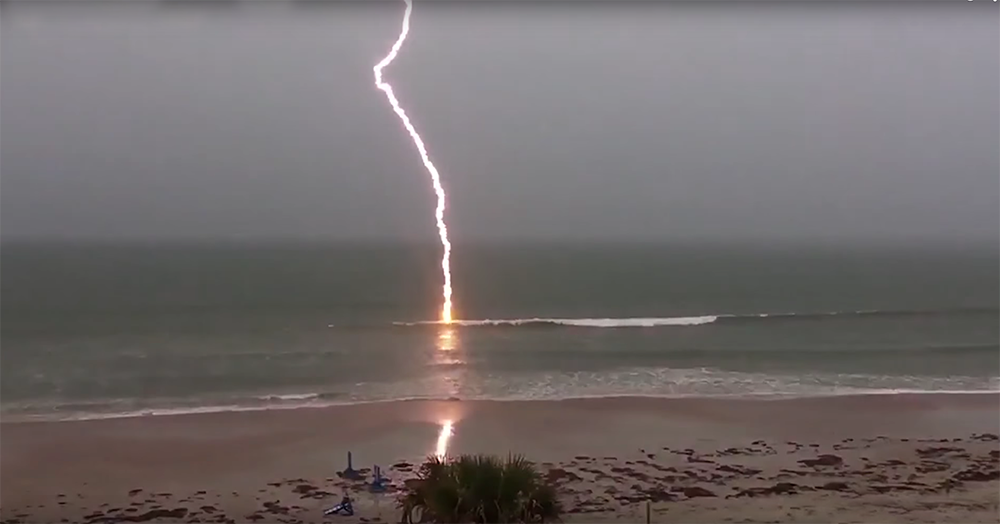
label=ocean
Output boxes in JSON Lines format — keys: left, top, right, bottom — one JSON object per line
{"left": 2, "top": 241, "right": 998, "bottom": 420}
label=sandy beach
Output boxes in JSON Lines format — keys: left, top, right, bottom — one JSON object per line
{"left": 2, "top": 393, "right": 998, "bottom": 523}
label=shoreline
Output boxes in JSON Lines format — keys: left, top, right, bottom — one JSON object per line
{"left": 3, "top": 393, "right": 998, "bottom": 523}
{"left": 3, "top": 389, "right": 999, "bottom": 424}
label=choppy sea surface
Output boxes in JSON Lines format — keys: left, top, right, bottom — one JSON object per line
{"left": 2, "top": 242, "right": 997, "bottom": 420}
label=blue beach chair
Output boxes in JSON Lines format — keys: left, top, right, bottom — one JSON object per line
{"left": 370, "top": 465, "right": 388, "bottom": 493}
{"left": 323, "top": 495, "right": 354, "bottom": 517}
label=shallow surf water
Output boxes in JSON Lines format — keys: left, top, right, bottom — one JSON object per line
{"left": 2, "top": 243, "right": 998, "bottom": 419}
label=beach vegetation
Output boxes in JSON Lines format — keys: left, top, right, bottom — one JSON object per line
{"left": 399, "top": 453, "right": 561, "bottom": 523}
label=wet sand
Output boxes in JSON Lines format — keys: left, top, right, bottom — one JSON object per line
{"left": 2, "top": 393, "right": 998, "bottom": 523}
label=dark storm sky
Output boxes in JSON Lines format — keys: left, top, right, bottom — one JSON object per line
{"left": 1, "top": 1, "right": 998, "bottom": 244}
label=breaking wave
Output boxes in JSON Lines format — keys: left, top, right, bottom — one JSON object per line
{"left": 398, "top": 316, "right": 719, "bottom": 328}
{"left": 6, "top": 368, "right": 996, "bottom": 422}
{"left": 389, "top": 306, "right": 996, "bottom": 329}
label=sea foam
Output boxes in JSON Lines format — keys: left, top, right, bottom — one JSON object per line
{"left": 394, "top": 316, "right": 718, "bottom": 328}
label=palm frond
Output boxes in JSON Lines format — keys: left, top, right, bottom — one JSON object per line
{"left": 397, "top": 453, "right": 563, "bottom": 523}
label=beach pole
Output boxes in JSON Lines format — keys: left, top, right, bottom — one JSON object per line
{"left": 645, "top": 500, "right": 651, "bottom": 524}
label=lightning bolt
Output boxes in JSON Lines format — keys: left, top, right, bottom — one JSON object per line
{"left": 374, "top": 0, "right": 454, "bottom": 324}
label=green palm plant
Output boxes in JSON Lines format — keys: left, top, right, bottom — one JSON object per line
{"left": 399, "top": 454, "right": 561, "bottom": 523}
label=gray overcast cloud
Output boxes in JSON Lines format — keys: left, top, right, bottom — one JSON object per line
{"left": 1, "top": 2, "right": 998, "bottom": 244}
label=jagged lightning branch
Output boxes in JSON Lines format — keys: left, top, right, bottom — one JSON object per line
{"left": 374, "top": 0, "right": 454, "bottom": 324}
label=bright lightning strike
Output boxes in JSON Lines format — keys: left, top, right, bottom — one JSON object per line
{"left": 435, "top": 420, "right": 454, "bottom": 459}
{"left": 374, "top": 0, "right": 454, "bottom": 324}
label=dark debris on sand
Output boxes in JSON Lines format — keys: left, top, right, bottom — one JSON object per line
{"left": 5, "top": 434, "right": 999, "bottom": 522}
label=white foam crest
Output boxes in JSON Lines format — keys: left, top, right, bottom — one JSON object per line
{"left": 544, "top": 316, "right": 719, "bottom": 327}
{"left": 394, "top": 315, "right": 719, "bottom": 328}
{"left": 6, "top": 374, "right": 997, "bottom": 423}
{"left": 255, "top": 393, "right": 321, "bottom": 401}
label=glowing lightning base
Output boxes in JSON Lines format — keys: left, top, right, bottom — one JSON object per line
{"left": 373, "top": 0, "right": 455, "bottom": 324}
